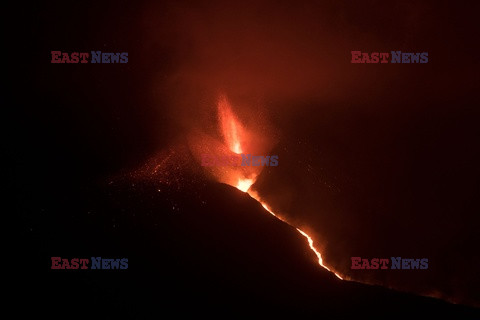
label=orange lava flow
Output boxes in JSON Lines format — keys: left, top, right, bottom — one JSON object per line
{"left": 217, "top": 94, "right": 343, "bottom": 280}
{"left": 296, "top": 228, "right": 344, "bottom": 280}
{"left": 237, "top": 178, "right": 343, "bottom": 280}
{"left": 236, "top": 178, "right": 255, "bottom": 193}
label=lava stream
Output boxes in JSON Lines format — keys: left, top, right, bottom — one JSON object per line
{"left": 236, "top": 178, "right": 343, "bottom": 280}
{"left": 220, "top": 95, "right": 342, "bottom": 280}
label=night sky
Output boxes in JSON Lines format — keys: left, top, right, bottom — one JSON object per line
{"left": 12, "top": 0, "right": 480, "bottom": 317}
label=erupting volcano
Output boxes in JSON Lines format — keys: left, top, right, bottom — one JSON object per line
{"left": 209, "top": 94, "right": 343, "bottom": 280}
{"left": 21, "top": 0, "right": 480, "bottom": 316}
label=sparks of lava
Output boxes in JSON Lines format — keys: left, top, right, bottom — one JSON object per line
{"left": 218, "top": 95, "right": 244, "bottom": 154}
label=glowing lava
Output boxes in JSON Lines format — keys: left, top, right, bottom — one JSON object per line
{"left": 234, "top": 165, "right": 343, "bottom": 280}
{"left": 296, "top": 228, "right": 343, "bottom": 280}
{"left": 216, "top": 94, "right": 343, "bottom": 280}
{"left": 218, "top": 95, "right": 244, "bottom": 154}
{"left": 247, "top": 188, "right": 344, "bottom": 280}
{"left": 236, "top": 178, "right": 254, "bottom": 193}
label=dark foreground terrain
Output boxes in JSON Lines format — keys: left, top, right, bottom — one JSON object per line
{"left": 17, "top": 172, "right": 479, "bottom": 318}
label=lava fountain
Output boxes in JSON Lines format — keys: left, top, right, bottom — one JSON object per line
{"left": 218, "top": 95, "right": 245, "bottom": 154}
{"left": 236, "top": 178, "right": 255, "bottom": 193}
{"left": 216, "top": 94, "right": 343, "bottom": 280}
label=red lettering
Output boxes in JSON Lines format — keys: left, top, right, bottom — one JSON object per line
{"left": 79, "top": 259, "right": 89, "bottom": 269}
{"left": 61, "top": 52, "right": 71, "bottom": 63}
{"left": 379, "top": 258, "right": 389, "bottom": 269}
{"left": 79, "top": 52, "right": 89, "bottom": 63}
{"left": 62, "top": 258, "right": 71, "bottom": 269}
{"left": 70, "top": 258, "right": 79, "bottom": 269}
{"left": 51, "top": 257, "right": 62, "bottom": 269}
{"left": 351, "top": 257, "right": 362, "bottom": 269}
{"left": 51, "top": 51, "right": 62, "bottom": 63}
{"left": 380, "top": 52, "right": 390, "bottom": 63}
{"left": 361, "top": 53, "right": 371, "bottom": 63}
{"left": 351, "top": 51, "right": 362, "bottom": 63}
{"left": 70, "top": 52, "right": 79, "bottom": 63}
{"left": 361, "top": 258, "right": 371, "bottom": 269}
